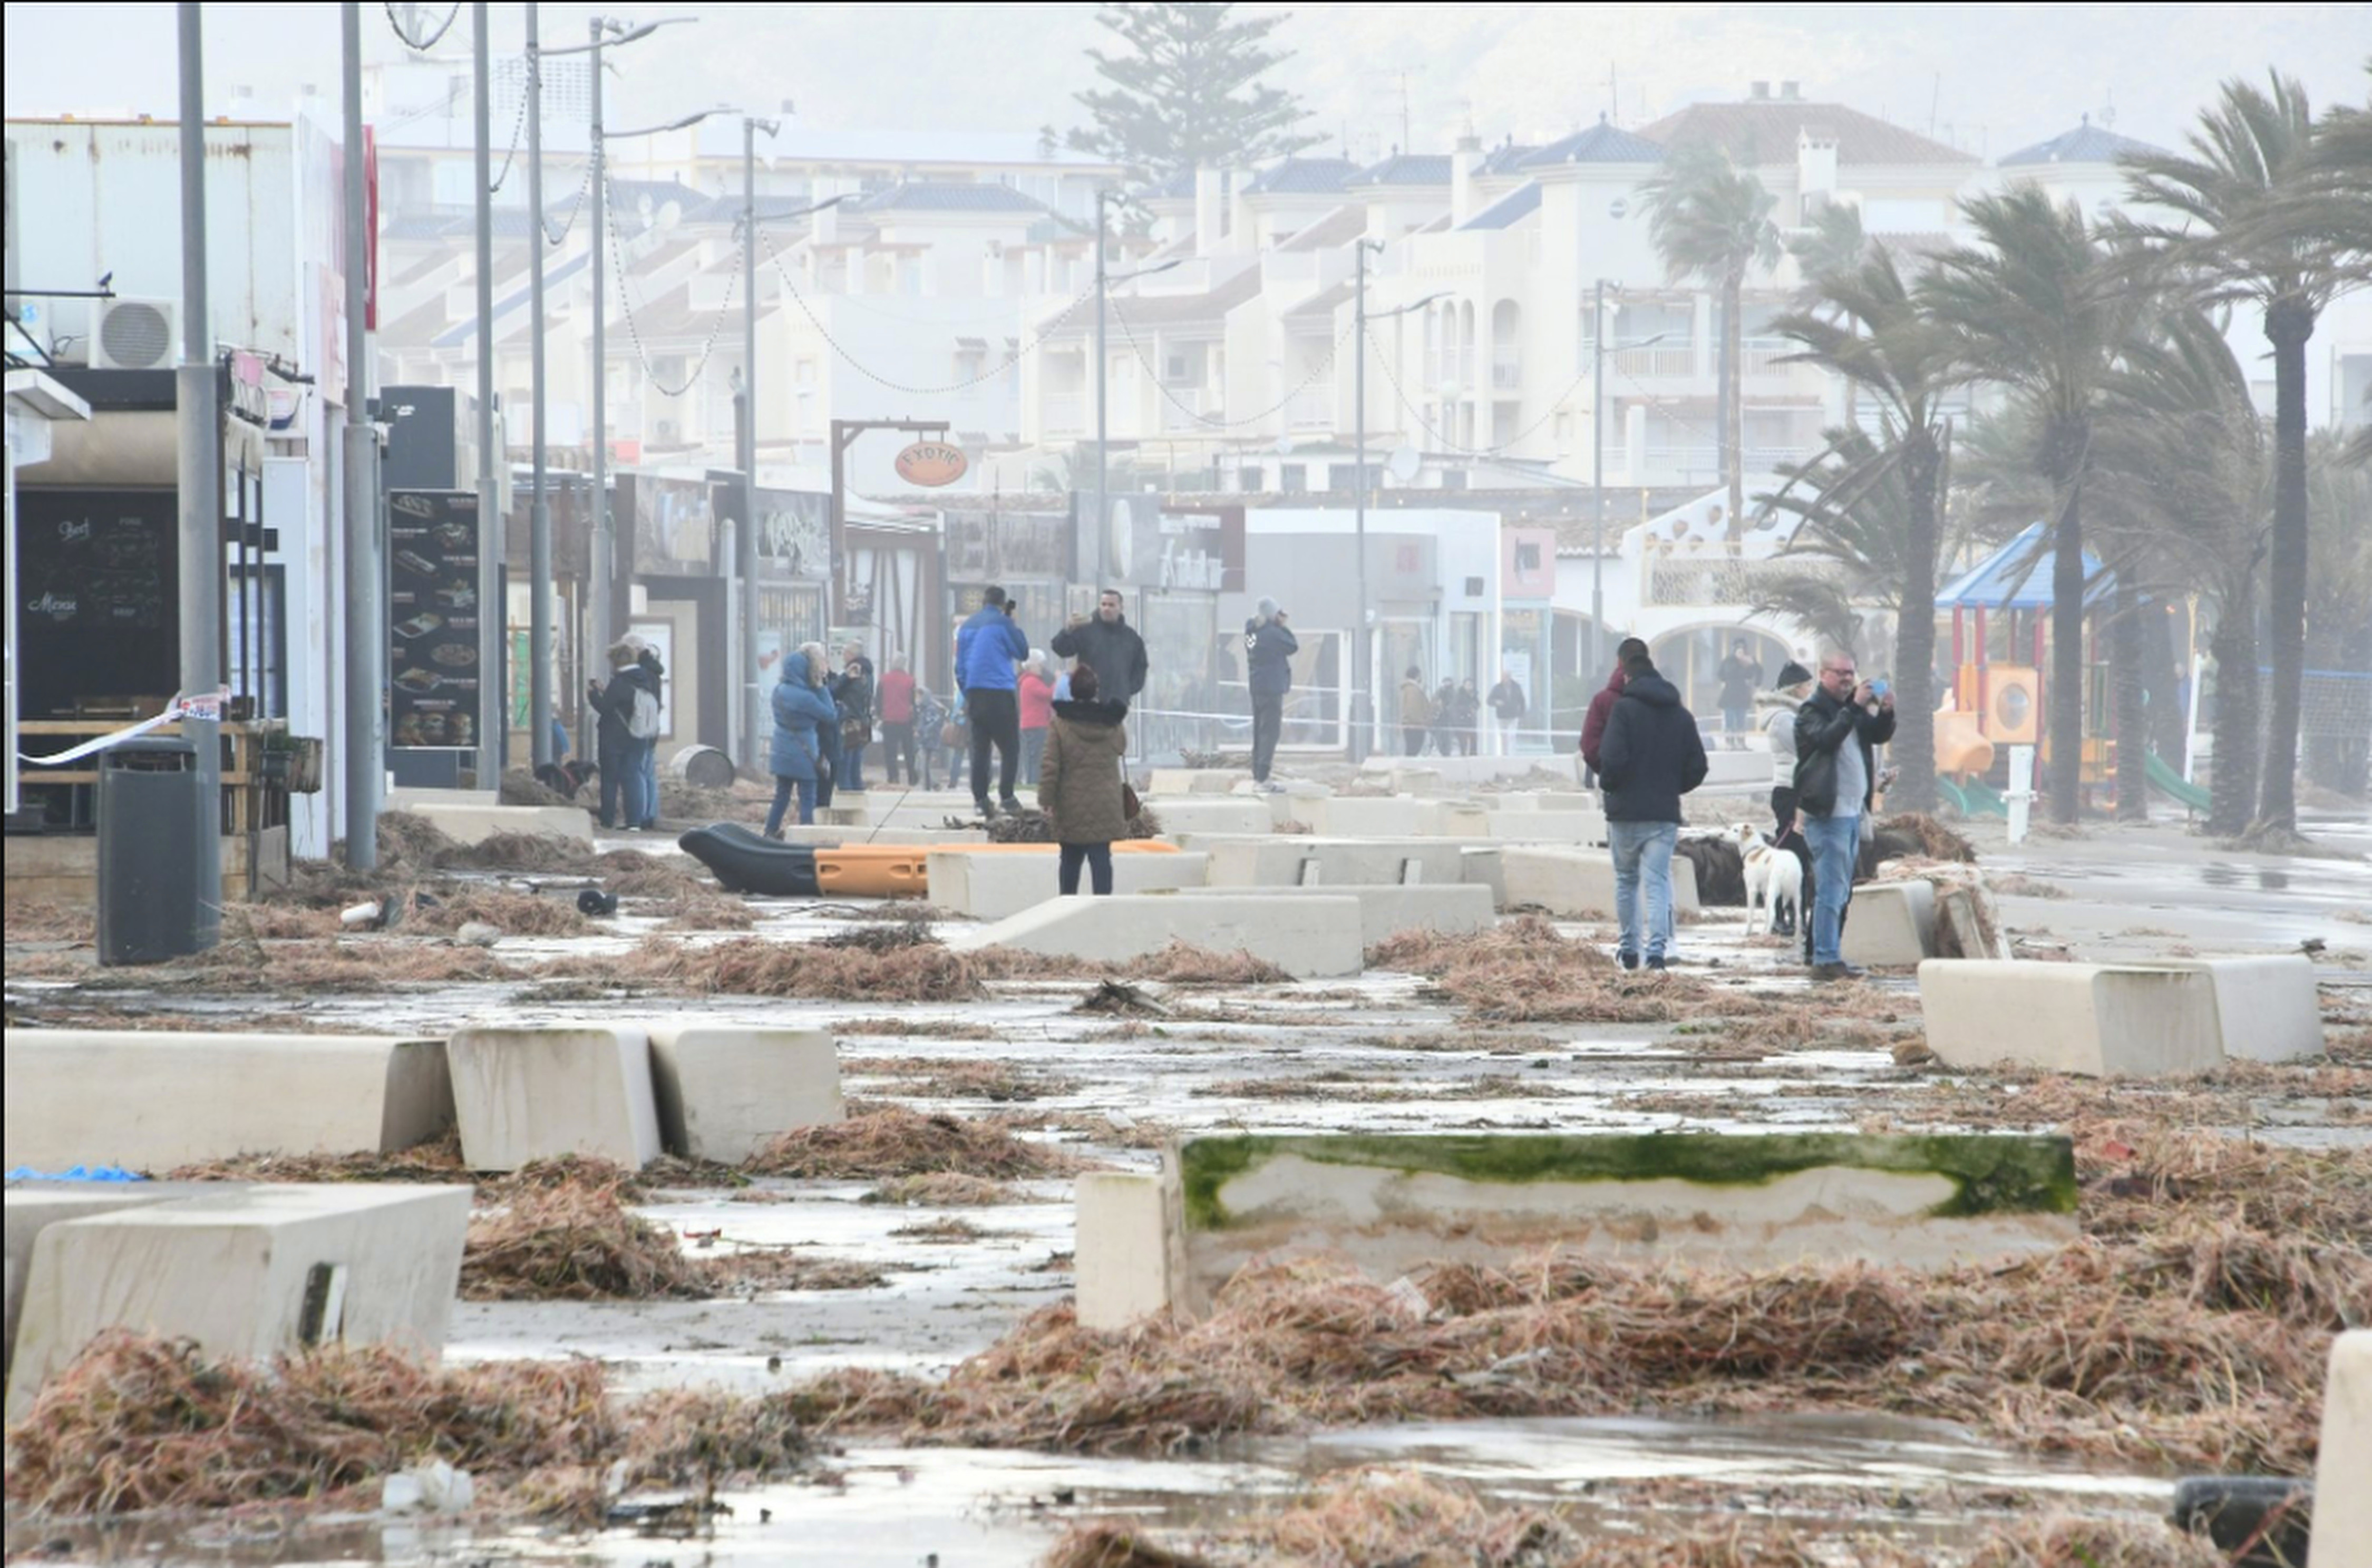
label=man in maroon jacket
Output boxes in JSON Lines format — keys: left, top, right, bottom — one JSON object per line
{"left": 1580, "top": 638, "right": 1649, "bottom": 782}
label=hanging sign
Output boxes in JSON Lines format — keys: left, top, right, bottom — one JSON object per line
{"left": 893, "top": 440, "right": 968, "bottom": 488}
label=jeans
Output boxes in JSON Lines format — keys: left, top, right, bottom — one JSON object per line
{"left": 1803, "top": 812, "right": 1863, "bottom": 966}
{"left": 1402, "top": 727, "right": 1426, "bottom": 757}
{"left": 967, "top": 688, "right": 1021, "bottom": 805}
{"left": 764, "top": 774, "right": 817, "bottom": 835}
{"left": 639, "top": 739, "right": 659, "bottom": 827}
{"left": 842, "top": 741, "right": 868, "bottom": 793}
{"left": 1250, "top": 691, "right": 1285, "bottom": 781}
{"left": 1021, "top": 728, "right": 1047, "bottom": 786}
{"left": 596, "top": 736, "right": 649, "bottom": 830}
{"left": 1058, "top": 841, "right": 1114, "bottom": 896}
{"left": 1724, "top": 706, "right": 1751, "bottom": 736}
{"left": 880, "top": 722, "right": 917, "bottom": 785}
{"left": 1607, "top": 820, "right": 1679, "bottom": 963}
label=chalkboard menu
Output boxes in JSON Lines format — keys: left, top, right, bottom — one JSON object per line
{"left": 388, "top": 489, "right": 482, "bottom": 749}
{"left": 14, "top": 488, "right": 179, "bottom": 719}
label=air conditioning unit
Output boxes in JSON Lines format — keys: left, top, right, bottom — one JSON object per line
{"left": 90, "top": 296, "right": 178, "bottom": 370}
{"left": 655, "top": 417, "right": 679, "bottom": 443}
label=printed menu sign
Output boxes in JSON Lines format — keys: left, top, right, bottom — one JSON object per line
{"left": 388, "top": 489, "right": 482, "bottom": 749}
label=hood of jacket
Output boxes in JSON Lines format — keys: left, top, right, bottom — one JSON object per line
{"left": 1755, "top": 689, "right": 1804, "bottom": 714}
{"left": 1052, "top": 696, "right": 1128, "bottom": 729}
{"left": 1600, "top": 666, "right": 1630, "bottom": 696}
{"left": 1619, "top": 671, "right": 1682, "bottom": 709}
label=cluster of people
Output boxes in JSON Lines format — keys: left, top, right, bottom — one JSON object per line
{"left": 1581, "top": 638, "right": 1895, "bottom": 981}
{"left": 1392, "top": 670, "right": 1490, "bottom": 758}
{"left": 586, "top": 639, "right": 668, "bottom": 832}
{"left": 761, "top": 639, "right": 879, "bottom": 836}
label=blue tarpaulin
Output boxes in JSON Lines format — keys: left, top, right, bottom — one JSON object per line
{"left": 1937, "top": 521, "right": 2115, "bottom": 611}
{"left": 5, "top": 1165, "right": 147, "bottom": 1183}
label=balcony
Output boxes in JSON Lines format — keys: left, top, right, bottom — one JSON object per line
{"left": 1159, "top": 385, "right": 1210, "bottom": 433}
{"left": 1742, "top": 336, "right": 1801, "bottom": 376}
{"left": 1491, "top": 353, "right": 1522, "bottom": 392}
{"left": 1287, "top": 388, "right": 1334, "bottom": 432}
{"left": 1044, "top": 392, "right": 1086, "bottom": 437}
{"left": 1604, "top": 343, "right": 1696, "bottom": 379}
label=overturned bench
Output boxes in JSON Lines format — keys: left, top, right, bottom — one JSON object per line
{"left": 1078, "top": 1131, "right": 2077, "bottom": 1328}
{"left": 1916, "top": 957, "right": 2320, "bottom": 1076}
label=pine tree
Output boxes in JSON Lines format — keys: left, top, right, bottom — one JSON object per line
{"left": 1061, "top": 3, "right": 1323, "bottom": 182}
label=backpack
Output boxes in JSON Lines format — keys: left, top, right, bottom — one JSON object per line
{"left": 627, "top": 684, "right": 663, "bottom": 740}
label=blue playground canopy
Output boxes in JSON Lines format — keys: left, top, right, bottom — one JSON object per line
{"left": 1937, "top": 522, "right": 2116, "bottom": 611}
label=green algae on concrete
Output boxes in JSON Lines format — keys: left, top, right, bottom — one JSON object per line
{"left": 1174, "top": 1132, "right": 2077, "bottom": 1232}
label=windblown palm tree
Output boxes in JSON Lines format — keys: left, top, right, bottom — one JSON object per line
{"left": 1927, "top": 187, "right": 2145, "bottom": 824}
{"left": 1641, "top": 144, "right": 1782, "bottom": 527}
{"left": 1763, "top": 244, "right": 1966, "bottom": 811}
{"left": 2118, "top": 71, "right": 2348, "bottom": 835}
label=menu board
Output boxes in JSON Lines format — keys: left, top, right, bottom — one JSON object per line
{"left": 388, "top": 489, "right": 482, "bottom": 749}
{"left": 13, "top": 488, "right": 179, "bottom": 719}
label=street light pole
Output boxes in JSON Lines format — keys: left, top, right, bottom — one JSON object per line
{"left": 181, "top": 1, "right": 226, "bottom": 913}
{"left": 588, "top": 17, "right": 610, "bottom": 667}
{"left": 1590, "top": 278, "right": 1606, "bottom": 678}
{"left": 740, "top": 113, "right": 778, "bottom": 772}
{"left": 338, "top": 1, "right": 382, "bottom": 868}
{"left": 1093, "top": 187, "right": 1112, "bottom": 588}
{"left": 1353, "top": 239, "right": 1372, "bottom": 764}
{"left": 526, "top": 3, "right": 552, "bottom": 771}
{"left": 472, "top": 1, "right": 500, "bottom": 778}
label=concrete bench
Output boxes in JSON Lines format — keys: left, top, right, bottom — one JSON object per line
{"left": 386, "top": 790, "right": 593, "bottom": 848}
{"left": 646, "top": 1025, "right": 842, "bottom": 1164}
{"left": 446, "top": 1026, "right": 665, "bottom": 1171}
{"left": 1304, "top": 797, "right": 1442, "bottom": 839}
{"left": 1142, "top": 797, "right": 1276, "bottom": 837}
{"left": 1499, "top": 848, "right": 1702, "bottom": 919}
{"left": 2139, "top": 956, "right": 2324, "bottom": 1064}
{"left": 1484, "top": 809, "right": 1608, "bottom": 846}
{"left": 5, "top": 1183, "right": 471, "bottom": 1420}
{"left": 1202, "top": 837, "right": 1475, "bottom": 890}
{"left": 2, "top": 1032, "right": 454, "bottom": 1174}
{"left": 1077, "top": 1131, "right": 2077, "bottom": 1328}
{"left": 2317, "top": 1332, "right": 2371, "bottom": 1568}
{"left": 926, "top": 849, "right": 1212, "bottom": 920}
{"left": 950, "top": 893, "right": 1364, "bottom": 978}
{"left": 1842, "top": 880, "right": 1938, "bottom": 968}
{"left": 1916, "top": 961, "right": 2225, "bottom": 1076}
{"left": 4, "top": 1186, "right": 220, "bottom": 1388}
{"left": 1164, "top": 883, "right": 1496, "bottom": 946}
{"left": 1145, "top": 768, "right": 1242, "bottom": 796}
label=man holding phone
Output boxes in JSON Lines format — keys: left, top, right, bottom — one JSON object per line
{"left": 1792, "top": 651, "right": 1897, "bottom": 981}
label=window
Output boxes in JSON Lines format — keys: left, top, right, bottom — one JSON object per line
{"left": 1164, "top": 351, "right": 1190, "bottom": 384}
{"left": 1327, "top": 463, "right": 1361, "bottom": 491}
{"left": 796, "top": 359, "right": 818, "bottom": 386}
{"left": 226, "top": 564, "right": 288, "bottom": 720}
{"left": 1441, "top": 470, "right": 1469, "bottom": 492}
{"left": 1279, "top": 463, "right": 1308, "bottom": 494}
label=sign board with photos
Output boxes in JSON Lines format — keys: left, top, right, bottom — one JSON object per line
{"left": 388, "top": 489, "right": 483, "bottom": 749}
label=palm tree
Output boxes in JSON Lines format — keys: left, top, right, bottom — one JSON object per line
{"left": 1641, "top": 143, "right": 1781, "bottom": 527}
{"left": 2119, "top": 71, "right": 2347, "bottom": 836}
{"left": 1763, "top": 244, "right": 1965, "bottom": 811}
{"left": 1928, "top": 187, "right": 2144, "bottom": 824}
{"left": 2303, "top": 439, "right": 2372, "bottom": 796}
{"left": 1752, "top": 428, "right": 1917, "bottom": 659}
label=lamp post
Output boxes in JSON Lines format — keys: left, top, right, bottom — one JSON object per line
{"left": 1587, "top": 281, "right": 1667, "bottom": 675}
{"left": 524, "top": 2, "right": 550, "bottom": 770}
{"left": 471, "top": 2, "right": 500, "bottom": 777}
{"left": 1351, "top": 236, "right": 1443, "bottom": 763}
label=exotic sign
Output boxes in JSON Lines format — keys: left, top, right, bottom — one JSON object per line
{"left": 893, "top": 440, "right": 968, "bottom": 488}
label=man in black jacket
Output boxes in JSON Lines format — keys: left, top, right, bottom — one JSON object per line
{"left": 1243, "top": 597, "right": 1298, "bottom": 786}
{"left": 1596, "top": 647, "right": 1708, "bottom": 971}
{"left": 1050, "top": 589, "right": 1150, "bottom": 714}
{"left": 1793, "top": 650, "right": 1899, "bottom": 980}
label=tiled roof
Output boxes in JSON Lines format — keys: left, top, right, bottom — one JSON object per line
{"left": 1278, "top": 204, "right": 1367, "bottom": 252}
{"left": 1350, "top": 153, "right": 1453, "bottom": 187}
{"left": 1247, "top": 156, "right": 1360, "bottom": 196}
{"left": 1639, "top": 100, "right": 1979, "bottom": 167}
{"left": 686, "top": 193, "right": 834, "bottom": 226}
{"left": 1096, "top": 266, "right": 1263, "bottom": 328}
{"left": 1479, "top": 140, "right": 1540, "bottom": 176}
{"left": 429, "top": 250, "right": 591, "bottom": 349}
{"left": 604, "top": 179, "right": 713, "bottom": 217}
{"left": 1144, "top": 169, "right": 1198, "bottom": 201}
{"left": 851, "top": 180, "right": 1048, "bottom": 215}
{"left": 1522, "top": 118, "right": 1666, "bottom": 168}
{"left": 1460, "top": 180, "right": 1542, "bottom": 230}
{"left": 2000, "top": 119, "right": 2170, "bottom": 168}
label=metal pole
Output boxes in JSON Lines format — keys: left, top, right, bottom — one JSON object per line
{"left": 179, "top": 0, "right": 226, "bottom": 912}
{"left": 1352, "top": 241, "right": 1370, "bottom": 765}
{"left": 588, "top": 18, "right": 612, "bottom": 674}
{"left": 527, "top": 3, "right": 553, "bottom": 771}
{"left": 740, "top": 116, "right": 761, "bottom": 772}
{"left": 338, "top": 1, "right": 382, "bottom": 871}
{"left": 1590, "top": 278, "right": 1606, "bottom": 677}
{"left": 1093, "top": 189, "right": 1109, "bottom": 589}
{"left": 472, "top": 1, "right": 501, "bottom": 782}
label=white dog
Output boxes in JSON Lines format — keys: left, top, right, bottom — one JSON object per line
{"left": 1732, "top": 822, "right": 1803, "bottom": 937}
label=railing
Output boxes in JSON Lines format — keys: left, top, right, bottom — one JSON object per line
{"left": 1491, "top": 354, "right": 1522, "bottom": 391}
{"left": 1741, "top": 336, "right": 1800, "bottom": 375}
{"left": 1159, "top": 386, "right": 1209, "bottom": 432}
{"left": 1597, "top": 342, "right": 1696, "bottom": 378}
{"left": 1287, "top": 388, "right": 1335, "bottom": 431}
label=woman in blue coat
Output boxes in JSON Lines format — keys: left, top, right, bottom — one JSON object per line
{"left": 764, "top": 651, "right": 838, "bottom": 837}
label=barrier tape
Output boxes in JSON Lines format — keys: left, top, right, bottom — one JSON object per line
{"left": 14, "top": 690, "right": 228, "bottom": 766}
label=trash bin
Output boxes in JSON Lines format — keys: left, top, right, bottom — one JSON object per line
{"left": 97, "top": 738, "right": 218, "bottom": 966}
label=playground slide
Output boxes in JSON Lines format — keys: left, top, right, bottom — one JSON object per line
{"left": 1940, "top": 776, "right": 2010, "bottom": 819}
{"left": 2145, "top": 749, "right": 2213, "bottom": 813}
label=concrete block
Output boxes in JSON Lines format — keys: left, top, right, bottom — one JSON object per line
{"left": 1499, "top": 848, "right": 1699, "bottom": 918}
{"left": 6, "top": 1184, "right": 471, "bottom": 1420}
{"left": 1146, "top": 769, "right": 1241, "bottom": 796}
{"left": 1074, "top": 1172, "right": 1177, "bottom": 1330}
{"left": 5, "top": 1186, "right": 212, "bottom": 1384}
{"left": 1485, "top": 809, "right": 1608, "bottom": 846}
{"left": 1145, "top": 1133, "right": 2076, "bottom": 1318}
{"left": 388, "top": 795, "right": 593, "bottom": 847}
{"left": 926, "top": 849, "right": 1210, "bottom": 921}
{"left": 445, "top": 1026, "right": 664, "bottom": 1171}
{"left": 1916, "top": 961, "right": 2225, "bottom": 1077}
{"left": 3, "top": 1032, "right": 454, "bottom": 1174}
{"left": 1203, "top": 837, "right": 1475, "bottom": 890}
{"left": 1842, "top": 880, "right": 1938, "bottom": 968}
{"left": 1169, "top": 884, "right": 1496, "bottom": 947}
{"left": 815, "top": 805, "right": 871, "bottom": 827}
{"left": 2316, "top": 1332, "right": 2372, "bottom": 1568}
{"left": 1307, "top": 797, "right": 1441, "bottom": 838}
{"left": 2145, "top": 956, "right": 2324, "bottom": 1064}
{"left": 1460, "top": 846, "right": 1506, "bottom": 909}
{"left": 645, "top": 1026, "right": 843, "bottom": 1165}
{"left": 1700, "top": 749, "right": 1773, "bottom": 789}
{"left": 1142, "top": 797, "right": 1275, "bottom": 837}
{"left": 949, "top": 894, "right": 1364, "bottom": 978}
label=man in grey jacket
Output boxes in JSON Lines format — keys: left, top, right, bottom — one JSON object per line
{"left": 1243, "top": 597, "right": 1298, "bottom": 787}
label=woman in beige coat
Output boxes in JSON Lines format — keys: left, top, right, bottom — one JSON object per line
{"left": 1036, "top": 664, "right": 1130, "bottom": 895}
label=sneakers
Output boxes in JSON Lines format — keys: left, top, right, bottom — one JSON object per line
{"left": 974, "top": 799, "right": 997, "bottom": 820}
{"left": 1646, "top": 955, "right": 1668, "bottom": 972}
{"left": 999, "top": 797, "right": 1025, "bottom": 815}
{"left": 1811, "top": 961, "right": 1867, "bottom": 983}
{"left": 1617, "top": 951, "right": 1641, "bottom": 972}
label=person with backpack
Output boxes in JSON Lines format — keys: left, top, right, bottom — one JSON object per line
{"left": 587, "top": 640, "right": 654, "bottom": 831}
{"left": 762, "top": 646, "right": 839, "bottom": 836}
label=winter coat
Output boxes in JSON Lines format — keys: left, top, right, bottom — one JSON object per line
{"left": 1717, "top": 653, "right": 1762, "bottom": 712}
{"left": 1018, "top": 671, "right": 1054, "bottom": 731}
{"left": 955, "top": 604, "right": 1029, "bottom": 693}
{"left": 1050, "top": 615, "right": 1150, "bottom": 708}
{"left": 1579, "top": 667, "right": 1628, "bottom": 772}
{"left": 877, "top": 668, "right": 916, "bottom": 725}
{"left": 1245, "top": 617, "right": 1299, "bottom": 697}
{"left": 1793, "top": 686, "right": 1898, "bottom": 817}
{"left": 1759, "top": 692, "right": 1804, "bottom": 787}
{"left": 592, "top": 665, "right": 655, "bottom": 751}
{"left": 1488, "top": 678, "right": 1527, "bottom": 723}
{"left": 1597, "top": 669, "right": 1710, "bottom": 824}
{"left": 1399, "top": 679, "right": 1434, "bottom": 728}
{"left": 832, "top": 658, "right": 875, "bottom": 726}
{"left": 768, "top": 674, "right": 836, "bottom": 781}
{"left": 1037, "top": 698, "right": 1131, "bottom": 845}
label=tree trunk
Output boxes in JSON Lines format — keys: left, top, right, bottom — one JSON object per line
{"left": 1721, "top": 270, "right": 1744, "bottom": 525}
{"left": 2206, "top": 595, "right": 2261, "bottom": 837}
{"left": 2111, "top": 576, "right": 2148, "bottom": 822}
{"left": 2256, "top": 299, "right": 2313, "bottom": 834}
{"left": 2044, "top": 423, "right": 2089, "bottom": 825}
{"left": 1889, "top": 432, "right": 1941, "bottom": 812}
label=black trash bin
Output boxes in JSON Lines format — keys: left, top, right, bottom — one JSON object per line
{"left": 98, "top": 737, "right": 218, "bottom": 965}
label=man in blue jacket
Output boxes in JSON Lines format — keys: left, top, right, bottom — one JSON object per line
{"left": 955, "top": 585, "right": 1031, "bottom": 817}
